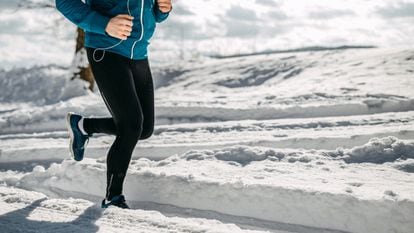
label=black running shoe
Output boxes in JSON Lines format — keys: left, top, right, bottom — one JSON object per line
{"left": 101, "top": 195, "right": 130, "bottom": 209}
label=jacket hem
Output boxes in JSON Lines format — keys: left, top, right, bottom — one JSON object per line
{"left": 85, "top": 32, "right": 149, "bottom": 60}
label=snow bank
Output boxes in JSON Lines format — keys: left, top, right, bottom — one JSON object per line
{"left": 343, "top": 136, "right": 414, "bottom": 164}
{"left": 155, "top": 99, "right": 414, "bottom": 123}
{"left": 0, "top": 65, "right": 88, "bottom": 105}
{"left": 393, "top": 159, "right": 414, "bottom": 173}
{"left": 0, "top": 186, "right": 267, "bottom": 233}
{"left": 2, "top": 111, "right": 413, "bottom": 164}
{"left": 0, "top": 95, "right": 106, "bottom": 134}
{"left": 17, "top": 137, "right": 414, "bottom": 233}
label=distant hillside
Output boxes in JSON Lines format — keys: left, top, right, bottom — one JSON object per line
{"left": 210, "top": 45, "right": 378, "bottom": 59}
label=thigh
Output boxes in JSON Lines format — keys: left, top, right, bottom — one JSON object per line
{"left": 86, "top": 48, "right": 143, "bottom": 128}
{"left": 130, "top": 59, "right": 155, "bottom": 133}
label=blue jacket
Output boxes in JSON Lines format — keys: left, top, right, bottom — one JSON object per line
{"left": 56, "top": 0, "right": 170, "bottom": 60}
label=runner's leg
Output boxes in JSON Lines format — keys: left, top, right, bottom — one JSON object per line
{"left": 130, "top": 58, "right": 155, "bottom": 140}
{"left": 85, "top": 47, "right": 143, "bottom": 200}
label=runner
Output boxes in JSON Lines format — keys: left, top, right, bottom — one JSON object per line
{"left": 57, "top": 0, "right": 172, "bottom": 209}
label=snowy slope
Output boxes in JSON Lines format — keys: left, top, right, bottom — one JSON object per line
{"left": 154, "top": 48, "right": 414, "bottom": 121}
{"left": 1, "top": 47, "right": 414, "bottom": 233}
{"left": 1, "top": 48, "right": 414, "bottom": 133}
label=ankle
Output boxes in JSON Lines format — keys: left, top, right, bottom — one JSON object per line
{"left": 77, "top": 117, "right": 89, "bottom": 136}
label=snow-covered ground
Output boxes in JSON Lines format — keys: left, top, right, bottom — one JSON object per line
{"left": 1, "top": 47, "right": 414, "bottom": 233}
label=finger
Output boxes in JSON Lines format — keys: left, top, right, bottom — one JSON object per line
{"left": 121, "top": 28, "right": 132, "bottom": 36}
{"left": 121, "top": 25, "right": 132, "bottom": 32}
{"left": 117, "top": 33, "right": 128, "bottom": 40}
{"left": 158, "top": 3, "right": 170, "bottom": 7}
{"left": 159, "top": 6, "right": 171, "bottom": 12}
{"left": 158, "top": 4, "right": 171, "bottom": 10}
{"left": 122, "top": 30, "right": 131, "bottom": 37}
{"left": 158, "top": 1, "right": 171, "bottom": 6}
{"left": 118, "top": 19, "right": 133, "bottom": 27}
{"left": 120, "top": 28, "right": 131, "bottom": 35}
{"left": 159, "top": 5, "right": 171, "bottom": 10}
{"left": 117, "top": 14, "right": 134, "bottom": 20}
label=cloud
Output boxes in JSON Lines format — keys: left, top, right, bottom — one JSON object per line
{"left": 172, "top": 5, "right": 194, "bottom": 16}
{"left": 0, "top": 17, "right": 26, "bottom": 35}
{"left": 157, "top": 18, "right": 208, "bottom": 40}
{"left": 376, "top": 2, "right": 414, "bottom": 18}
{"left": 227, "top": 5, "right": 257, "bottom": 21}
{"left": 255, "top": 0, "right": 279, "bottom": 7}
{"left": 0, "top": 0, "right": 19, "bottom": 10}
{"left": 221, "top": 5, "right": 261, "bottom": 38}
{"left": 266, "top": 10, "right": 288, "bottom": 20}
{"left": 224, "top": 20, "right": 259, "bottom": 38}
{"left": 308, "top": 9, "right": 355, "bottom": 19}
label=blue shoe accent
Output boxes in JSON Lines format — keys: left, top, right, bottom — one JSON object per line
{"left": 66, "top": 112, "right": 90, "bottom": 161}
{"left": 101, "top": 195, "right": 130, "bottom": 209}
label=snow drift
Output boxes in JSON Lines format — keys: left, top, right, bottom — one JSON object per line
{"left": 0, "top": 65, "right": 88, "bottom": 105}
{"left": 17, "top": 137, "right": 414, "bottom": 233}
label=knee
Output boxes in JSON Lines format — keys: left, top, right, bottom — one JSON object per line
{"left": 140, "top": 126, "right": 154, "bottom": 140}
{"left": 116, "top": 116, "right": 143, "bottom": 139}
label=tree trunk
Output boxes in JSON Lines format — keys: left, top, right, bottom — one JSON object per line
{"left": 71, "top": 27, "right": 95, "bottom": 91}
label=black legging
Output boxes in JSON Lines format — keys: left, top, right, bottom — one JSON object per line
{"left": 83, "top": 47, "right": 155, "bottom": 200}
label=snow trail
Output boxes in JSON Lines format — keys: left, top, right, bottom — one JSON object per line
{"left": 0, "top": 186, "right": 279, "bottom": 233}
{"left": 1, "top": 111, "right": 414, "bottom": 163}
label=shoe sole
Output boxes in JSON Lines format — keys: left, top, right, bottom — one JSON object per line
{"left": 65, "top": 112, "right": 77, "bottom": 161}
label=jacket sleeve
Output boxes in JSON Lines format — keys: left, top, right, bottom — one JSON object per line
{"left": 55, "top": 0, "right": 111, "bottom": 35}
{"left": 153, "top": 2, "right": 171, "bottom": 23}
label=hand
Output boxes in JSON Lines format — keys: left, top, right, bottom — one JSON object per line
{"left": 105, "top": 14, "right": 134, "bottom": 40}
{"left": 157, "top": 0, "right": 172, "bottom": 13}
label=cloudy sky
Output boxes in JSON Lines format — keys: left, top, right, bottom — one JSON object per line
{"left": 152, "top": 0, "right": 414, "bottom": 56}
{"left": 0, "top": 0, "right": 413, "bottom": 67}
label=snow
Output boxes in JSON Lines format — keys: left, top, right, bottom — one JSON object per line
{"left": 0, "top": 65, "right": 89, "bottom": 105}
{"left": 13, "top": 137, "right": 414, "bottom": 233}
{"left": 0, "top": 186, "right": 272, "bottom": 233}
{"left": 1, "top": 46, "right": 414, "bottom": 232}
{"left": 1, "top": 48, "right": 414, "bottom": 133}
{"left": 1, "top": 1, "right": 414, "bottom": 231}
{"left": 344, "top": 136, "right": 414, "bottom": 164}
